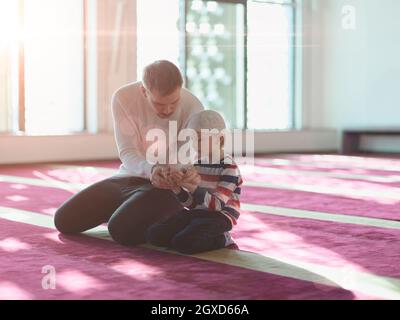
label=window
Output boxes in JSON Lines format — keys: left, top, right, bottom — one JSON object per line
{"left": 137, "top": 0, "right": 297, "bottom": 130}
{"left": 1, "top": 0, "right": 296, "bottom": 134}
{"left": 0, "top": 0, "right": 85, "bottom": 135}
{"left": 185, "top": 0, "right": 245, "bottom": 129}
{"left": 247, "top": 0, "right": 295, "bottom": 130}
{"left": 0, "top": 0, "right": 19, "bottom": 133}
{"left": 136, "top": 0, "right": 181, "bottom": 80}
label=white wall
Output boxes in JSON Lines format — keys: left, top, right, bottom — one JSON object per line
{"left": 307, "top": 0, "right": 400, "bottom": 152}
{"left": 0, "top": 134, "right": 118, "bottom": 164}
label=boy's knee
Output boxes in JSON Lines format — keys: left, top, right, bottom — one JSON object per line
{"left": 171, "top": 234, "right": 199, "bottom": 255}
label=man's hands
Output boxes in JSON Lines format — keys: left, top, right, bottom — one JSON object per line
{"left": 150, "top": 164, "right": 201, "bottom": 193}
{"left": 150, "top": 165, "right": 176, "bottom": 189}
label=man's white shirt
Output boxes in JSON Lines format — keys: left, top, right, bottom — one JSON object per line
{"left": 112, "top": 81, "right": 204, "bottom": 178}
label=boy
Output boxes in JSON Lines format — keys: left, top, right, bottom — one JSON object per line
{"left": 146, "top": 110, "right": 242, "bottom": 254}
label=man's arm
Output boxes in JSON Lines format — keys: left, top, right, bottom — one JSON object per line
{"left": 111, "top": 93, "right": 154, "bottom": 178}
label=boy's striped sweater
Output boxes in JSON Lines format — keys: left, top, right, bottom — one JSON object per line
{"left": 174, "top": 154, "right": 243, "bottom": 227}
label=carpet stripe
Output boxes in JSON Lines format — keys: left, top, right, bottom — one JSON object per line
{"left": 1, "top": 174, "right": 399, "bottom": 230}
{"left": 38, "top": 165, "right": 400, "bottom": 201}
{"left": 0, "top": 174, "right": 86, "bottom": 191}
{"left": 255, "top": 158, "right": 400, "bottom": 173}
{"left": 47, "top": 163, "right": 400, "bottom": 184}
{"left": 0, "top": 206, "right": 399, "bottom": 300}
{"left": 242, "top": 203, "right": 400, "bottom": 230}
{"left": 244, "top": 180, "right": 400, "bottom": 201}
{"left": 3, "top": 172, "right": 400, "bottom": 202}
{"left": 242, "top": 166, "right": 400, "bottom": 183}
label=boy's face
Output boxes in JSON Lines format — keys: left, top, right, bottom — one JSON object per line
{"left": 193, "top": 130, "right": 224, "bottom": 163}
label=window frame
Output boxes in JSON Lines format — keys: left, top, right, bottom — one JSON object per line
{"left": 7, "top": 0, "right": 297, "bottom": 134}
{"left": 12, "top": 0, "right": 88, "bottom": 135}
{"left": 180, "top": 0, "right": 297, "bottom": 130}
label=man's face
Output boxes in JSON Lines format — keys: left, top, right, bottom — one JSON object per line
{"left": 142, "top": 85, "right": 181, "bottom": 119}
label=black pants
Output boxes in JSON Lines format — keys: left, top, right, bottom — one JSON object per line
{"left": 54, "top": 176, "right": 182, "bottom": 246}
{"left": 146, "top": 209, "right": 232, "bottom": 255}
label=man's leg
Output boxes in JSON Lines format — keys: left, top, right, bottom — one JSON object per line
{"left": 170, "top": 211, "right": 232, "bottom": 255}
{"left": 146, "top": 210, "right": 191, "bottom": 247}
{"left": 107, "top": 186, "right": 182, "bottom": 246}
{"left": 54, "top": 176, "right": 136, "bottom": 234}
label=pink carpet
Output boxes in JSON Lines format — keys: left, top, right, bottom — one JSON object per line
{"left": 1, "top": 153, "right": 399, "bottom": 299}
{"left": 0, "top": 218, "right": 357, "bottom": 300}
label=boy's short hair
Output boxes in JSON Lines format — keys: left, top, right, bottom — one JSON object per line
{"left": 142, "top": 60, "right": 184, "bottom": 96}
{"left": 187, "top": 110, "right": 226, "bottom": 132}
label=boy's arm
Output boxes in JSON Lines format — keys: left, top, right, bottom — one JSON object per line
{"left": 170, "top": 166, "right": 199, "bottom": 209}
{"left": 192, "top": 165, "right": 242, "bottom": 211}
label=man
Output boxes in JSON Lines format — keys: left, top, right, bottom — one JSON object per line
{"left": 54, "top": 60, "right": 204, "bottom": 246}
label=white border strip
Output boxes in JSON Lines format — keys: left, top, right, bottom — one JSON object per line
{"left": 244, "top": 180, "right": 400, "bottom": 201}
{"left": 256, "top": 158, "right": 400, "bottom": 173}
{"left": 242, "top": 203, "right": 400, "bottom": 230}
{"left": 49, "top": 163, "right": 400, "bottom": 183}
{"left": 240, "top": 165, "right": 400, "bottom": 183}
{"left": 44, "top": 164, "right": 400, "bottom": 200}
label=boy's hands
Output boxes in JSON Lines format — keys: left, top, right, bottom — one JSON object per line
{"left": 161, "top": 165, "right": 201, "bottom": 193}
{"left": 179, "top": 167, "right": 201, "bottom": 193}
{"left": 166, "top": 168, "right": 185, "bottom": 193}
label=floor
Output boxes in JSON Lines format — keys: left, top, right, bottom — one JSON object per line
{"left": 0, "top": 153, "right": 399, "bottom": 300}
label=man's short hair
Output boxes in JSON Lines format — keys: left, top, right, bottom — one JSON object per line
{"left": 142, "top": 60, "right": 184, "bottom": 96}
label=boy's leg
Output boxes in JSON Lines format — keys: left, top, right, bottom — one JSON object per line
{"left": 146, "top": 210, "right": 192, "bottom": 247}
{"left": 171, "top": 211, "right": 232, "bottom": 255}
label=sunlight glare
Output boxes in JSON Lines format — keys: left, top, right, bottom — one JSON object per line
{"left": 0, "top": 1, "right": 19, "bottom": 51}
